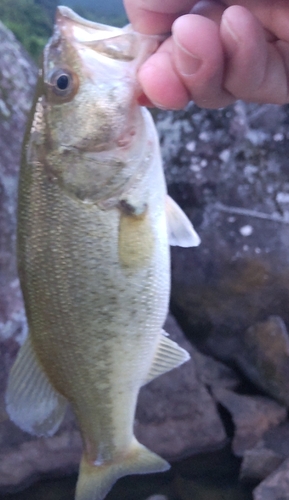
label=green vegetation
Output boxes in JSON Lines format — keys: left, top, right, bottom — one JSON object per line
{"left": 0, "top": 0, "right": 55, "bottom": 61}
{"left": 0, "top": 0, "right": 127, "bottom": 62}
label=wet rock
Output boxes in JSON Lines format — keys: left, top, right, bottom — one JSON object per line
{"left": 156, "top": 102, "right": 289, "bottom": 370}
{"left": 253, "top": 457, "right": 289, "bottom": 500}
{"left": 0, "top": 428, "right": 81, "bottom": 490}
{"left": 241, "top": 421, "right": 289, "bottom": 482}
{"left": 240, "top": 440, "right": 284, "bottom": 482}
{"left": 235, "top": 316, "right": 289, "bottom": 406}
{"left": 145, "top": 496, "right": 168, "bottom": 500}
{"left": 213, "top": 388, "right": 286, "bottom": 457}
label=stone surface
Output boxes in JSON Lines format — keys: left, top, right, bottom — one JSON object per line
{"left": 240, "top": 440, "right": 284, "bottom": 482}
{"left": 235, "top": 316, "right": 289, "bottom": 406}
{"left": 253, "top": 457, "right": 289, "bottom": 500}
{"left": 212, "top": 387, "right": 287, "bottom": 457}
{"left": 145, "top": 496, "right": 168, "bottom": 500}
{"left": 156, "top": 102, "right": 289, "bottom": 371}
{"left": 0, "top": 20, "right": 37, "bottom": 330}
{"left": 241, "top": 421, "right": 289, "bottom": 483}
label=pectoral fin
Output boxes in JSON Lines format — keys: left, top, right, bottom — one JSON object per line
{"left": 144, "top": 331, "right": 190, "bottom": 385}
{"left": 5, "top": 335, "right": 67, "bottom": 437}
{"left": 166, "top": 195, "right": 201, "bottom": 247}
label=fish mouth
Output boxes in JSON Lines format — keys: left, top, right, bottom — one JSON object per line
{"left": 56, "top": 6, "right": 164, "bottom": 65}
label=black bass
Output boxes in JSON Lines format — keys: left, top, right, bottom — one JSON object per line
{"left": 6, "top": 7, "right": 200, "bottom": 500}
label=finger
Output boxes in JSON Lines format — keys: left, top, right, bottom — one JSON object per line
{"left": 221, "top": 6, "right": 289, "bottom": 104}
{"left": 138, "top": 38, "right": 190, "bottom": 109}
{"left": 172, "top": 14, "right": 234, "bottom": 108}
{"left": 123, "top": 0, "right": 197, "bottom": 34}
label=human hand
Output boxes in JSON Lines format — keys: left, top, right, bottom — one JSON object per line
{"left": 124, "top": 0, "right": 289, "bottom": 109}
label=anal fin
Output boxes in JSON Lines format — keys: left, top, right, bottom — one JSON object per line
{"left": 144, "top": 331, "right": 190, "bottom": 385}
{"left": 5, "top": 335, "right": 67, "bottom": 437}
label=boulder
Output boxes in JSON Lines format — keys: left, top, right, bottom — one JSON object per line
{"left": 212, "top": 387, "right": 286, "bottom": 457}
{"left": 253, "top": 457, "right": 289, "bottom": 500}
{"left": 235, "top": 316, "right": 289, "bottom": 406}
{"left": 241, "top": 421, "right": 289, "bottom": 482}
{"left": 156, "top": 102, "right": 289, "bottom": 372}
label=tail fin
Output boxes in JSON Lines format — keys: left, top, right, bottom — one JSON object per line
{"left": 75, "top": 439, "right": 170, "bottom": 500}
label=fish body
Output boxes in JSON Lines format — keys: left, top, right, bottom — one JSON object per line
{"left": 6, "top": 7, "right": 200, "bottom": 500}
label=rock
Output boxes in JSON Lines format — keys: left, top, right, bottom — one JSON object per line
{"left": 235, "top": 316, "right": 289, "bottom": 406}
{"left": 253, "top": 457, "right": 289, "bottom": 500}
{"left": 241, "top": 421, "right": 289, "bottom": 482}
{"left": 0, "top": 429, "right": 81, "bottom": 491}
{"left": 213, "top": 388, "right": 287, "bottom": 457}
{"left": 240, "top": 440, "right": 284, "bottom": 482}
{"left": 0, "top": 20, "right": 37, "bottom": 328}
{"left": 145, "top": 496, "right": 168, "bottom": 500}
{"left": 0, "top": 20, "right": 36, "bottom": 428}
{"left": 156, "top": 102, "right": 289, "bottom": 371}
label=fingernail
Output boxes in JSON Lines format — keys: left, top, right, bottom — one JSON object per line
{"left": 222, "top": 13, "right": 239, "bottom": 44}
{"left": 173, "top": 35, "right": 202, "bottom": 76}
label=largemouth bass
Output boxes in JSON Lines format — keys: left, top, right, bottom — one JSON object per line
{"left": 6, "top": 7, "right": 200, "bottom": 500}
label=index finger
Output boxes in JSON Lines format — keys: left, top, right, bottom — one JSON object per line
{"left": 123, "top": 0, "right": 197, "bottom": 34}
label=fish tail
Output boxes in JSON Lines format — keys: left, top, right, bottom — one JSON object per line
{"left": 75, "top": 438, "right": 170, "bottom": 500}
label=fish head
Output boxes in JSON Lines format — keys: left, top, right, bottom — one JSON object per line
{"left": 43, "top": 7, "right": 156, "bottom": 152}
{"left": 35, "top": 6, "right": 162, "bottom": 202}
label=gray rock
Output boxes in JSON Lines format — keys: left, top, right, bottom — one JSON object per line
{"left": 0, "top": 20, "right": 37, "bottom": 326}
{"left": 0, "top": 20, "right": 36, "bottom": 402}
{"left": 213, "top": 387, "right": 287, "bottom": 457}
{"left": 145, "top": 496, "right": 168, "bottom": 500}
{"left": 235, "top": 316, "right": 289, "bottom": 406}
{"left": 240, "top": 440, "right": 284, "bottom": 482}
{"left": 253, "top": 457, "right": 289, "bottom": 500}
{"left": 156, "top": 102, "right": 289, "bottom": 370}
{"left": 241, "top": 421, "right": 289, "bottom": 483}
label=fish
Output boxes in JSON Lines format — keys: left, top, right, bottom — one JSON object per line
{"left": 5, "top": 6, "right": 200, "bottom": 500}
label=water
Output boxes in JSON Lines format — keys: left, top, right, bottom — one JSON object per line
{"left": 0, "top": 446, "right": 255, "bottom": 500}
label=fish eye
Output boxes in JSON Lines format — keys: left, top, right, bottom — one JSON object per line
{"left": 56, "top": 74, "right": 69, "bottom": 90}
{"left": 49, "top": 68, "right": 78, "bottom": 99}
